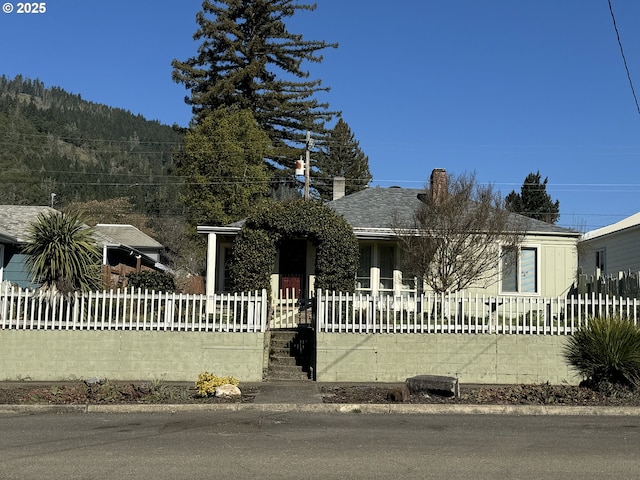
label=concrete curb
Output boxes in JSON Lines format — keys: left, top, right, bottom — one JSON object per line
{"left": 2, "top": 403, "right": 640, "bottom": 416}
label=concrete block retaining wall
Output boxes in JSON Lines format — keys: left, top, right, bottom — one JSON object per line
{"left": 315, "top": 333, "right": 581, "bottom": 385}
{"left": 1, "top": 330, "right": 581, "bottom": 385}
{"left": 0, "top": 331, "right": 265, "bottom": 382}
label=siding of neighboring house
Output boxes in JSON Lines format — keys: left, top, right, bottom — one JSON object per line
{"left": 579, "top": 214, "right": 640, "bottom": 276}
{"left": 1, "top": 246, "right": 38, "bottom": 289}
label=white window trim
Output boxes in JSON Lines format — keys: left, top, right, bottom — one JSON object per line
{"left": 0, "top": 244, "right": 4, "bottom": 283}
{"left": 499, "top": 244, "right": 541, "bottom": 296}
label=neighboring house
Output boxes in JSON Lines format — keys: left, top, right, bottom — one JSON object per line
{"left": 579, "top": 212, "right": 640, "bottom": 276}
{"left": 198, "top": 170, "right": 581, "bottom": 301}
{"left": 0, "top": 206, "right": 168, "bottom": 289}
{"left": 0, "top": 205, "right": 58, "bottom": 289}
{"left": 93, "top": 224, "right": 166, "bottom": 267}
{"left": 92, "top": 224, "right": 171, "bottom": 287}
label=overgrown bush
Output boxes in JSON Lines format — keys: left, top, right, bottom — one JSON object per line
{"left": 564, "top": 316, "right": 640, "bottom": 390}
{"left": 228, "top": 199, "right": 359, "bottom": 294}
{"left": 194, "top": 372, "right": 239, "bottom": 397}
{"left": 127, "top": 270, "right": 175, "bottom": 292}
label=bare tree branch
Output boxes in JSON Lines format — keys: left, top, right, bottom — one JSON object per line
{"left": 394, "top": 172, "right": 526, "bottom": 294}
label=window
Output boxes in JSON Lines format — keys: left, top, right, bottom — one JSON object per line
{"left": 595, "top": 249, "right": 606, "bottom": 274}
{"left": 501, "top": 246, "right": 538, "bottom": 293}
{"left": 379, "top": 245, "right": 395, "bottom": 292}
{"left": 356, "top": 245, "right": 372, "bottom": 292}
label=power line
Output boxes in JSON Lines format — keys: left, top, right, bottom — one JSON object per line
{"left": 608, "top": 0, "right": 640, "bottom": 116}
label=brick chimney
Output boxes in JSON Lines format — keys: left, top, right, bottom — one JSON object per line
{"left": 430, "top": 168, "right": 447, "bottom": 205}
{"left": 333, "top": 176, "right": 346, "bottom": 201}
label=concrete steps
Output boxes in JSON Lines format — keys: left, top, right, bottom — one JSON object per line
{"left": 266, "top": 329, "right": 313, "bottom": 381}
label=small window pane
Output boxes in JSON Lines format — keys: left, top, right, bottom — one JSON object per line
{"left": 596, "top": 249, "right": 605, "bottom": 272}
{"left": 379, "top": 245, "right": 395, "bottom": 291}
{"left": 520, "top": 248, "right": 537, "bottom": 293}
{"left": 501, "top": 248, "right": 518, "bottom": 292}
{"left": 357, "top": 245, "right": 372, "bottom": 290}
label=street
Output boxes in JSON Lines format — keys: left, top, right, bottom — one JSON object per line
{"left": 1, "top": 410, "right": 639, "bottom": 479}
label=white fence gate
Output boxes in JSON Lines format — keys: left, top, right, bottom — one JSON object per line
{"left": 270, "top": 288, "right": 314, "bottom": 330}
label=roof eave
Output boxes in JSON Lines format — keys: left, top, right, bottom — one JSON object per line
{"left": 197, "top": 226, "right": 242, "bottom": 235}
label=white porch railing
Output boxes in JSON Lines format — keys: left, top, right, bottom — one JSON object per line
{"left": 0, "top": 286, "right": 268, "bottom": 332}
{"left": 316, "top": 290, "right": 640, "bottom": 335}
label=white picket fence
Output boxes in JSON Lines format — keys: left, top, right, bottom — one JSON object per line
{"left": 0, "top": 286, "right": 268, "bottom": 332}
{"left": 316, "top": 290, "right": 640, "bottom": 335}
{"left": 4, "top": 286, "right": 640, "bottom": 336}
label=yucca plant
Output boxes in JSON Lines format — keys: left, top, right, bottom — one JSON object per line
{"left": 564, "top": 316, "right": 640, "bottom": 389}
{"left": 23, "top": 211, "right": 101, "bottom": 293}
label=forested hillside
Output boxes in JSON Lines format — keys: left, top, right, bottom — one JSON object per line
{"left": 0, "top": 75, "right": 184, "bottom": 217}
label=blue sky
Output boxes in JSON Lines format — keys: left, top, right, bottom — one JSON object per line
{"left": 2, "top": 0, "right": 640, "bottom": 231}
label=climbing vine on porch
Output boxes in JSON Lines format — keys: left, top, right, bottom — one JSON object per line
{"left": 228, "top": 199, "right": 359, "bottom": 294}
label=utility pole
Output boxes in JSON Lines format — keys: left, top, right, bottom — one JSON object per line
{"left": 304, "top": 131, "right": 313, "bottom": 200}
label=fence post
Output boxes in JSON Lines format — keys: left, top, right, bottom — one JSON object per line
{"left": 315, "top": 289, "right": 323, "bottom": 332}
{"left": 260, "top": 289, "right": 267, "bottom": 332}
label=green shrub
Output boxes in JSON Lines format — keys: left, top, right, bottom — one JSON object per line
{"left": 194, "top": 372, "right": 239, "bottom": 397}
{"left": 127, "top": 270, "right": 175, "bottom": 292}
{"left": 24, "top": 211, "right": 101, "bottom": 292}
{"left": 564, "top": 316, "right": 640, "bottom": 389}
{"left": 228, "top": 199, "right": 359, "bottom": 295}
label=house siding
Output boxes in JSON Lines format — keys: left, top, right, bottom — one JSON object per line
{"left": 357, "top": 234, "right": 577, "bottom": 299}
{"left": 2, "top": 247, "right": 38, "bottom": 289}
{"left": 580, "top": 226, "right": 640, "bottom": 276}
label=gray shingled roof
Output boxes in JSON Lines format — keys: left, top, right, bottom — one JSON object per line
{"left": 0, "top": 207, "right": 164, "bottom": 249}
{"left": 0, "top": 205, "right": 59, "bottom": 243}
{"left": 327, "top": 187, "right": 580, "bottom": 237}
{"left": 93, "top": 224, "right": 163, "bottom": 249}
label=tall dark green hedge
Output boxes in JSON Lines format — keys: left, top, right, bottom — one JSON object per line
{"left": 228, "top": 200, "right": 358, "bottom": 294}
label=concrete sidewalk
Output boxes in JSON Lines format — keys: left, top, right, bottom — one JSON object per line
{"left": 251, "top": 380, "right": 323, "bottom": 404}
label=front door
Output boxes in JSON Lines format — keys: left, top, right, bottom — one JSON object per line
{"left": 279, "top": 239, "right": 307, "bottom": 297}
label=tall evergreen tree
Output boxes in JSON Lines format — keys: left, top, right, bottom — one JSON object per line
{"left": 177, "top": 107, "right": 272, "bottom": 227}
{"left": 171, "top": 0, "right": 338, "bottom": 173}
{"left": 313, "top": 118, "right": 372, "bottom": 201}
{"left": 505, "top": 171, "right": 560, "bottom": 224}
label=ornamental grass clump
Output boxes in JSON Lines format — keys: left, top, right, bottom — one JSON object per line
{"left": 194, "top": 372, "right": 239, "bottom": 397}
{"left": 564, "top": 316, "right": 640, "bottom": 390}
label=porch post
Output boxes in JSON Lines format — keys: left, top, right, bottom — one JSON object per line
{"left": 206, "top": 232, "right": 217, "bottom": 315}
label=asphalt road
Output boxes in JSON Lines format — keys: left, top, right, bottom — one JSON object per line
{"left": 1, "top": 411, "right": 639, "bottom": 479}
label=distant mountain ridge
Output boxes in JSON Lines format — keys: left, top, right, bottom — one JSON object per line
{"left": 0, "top": 74, "right": 184, "bottom": 216}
